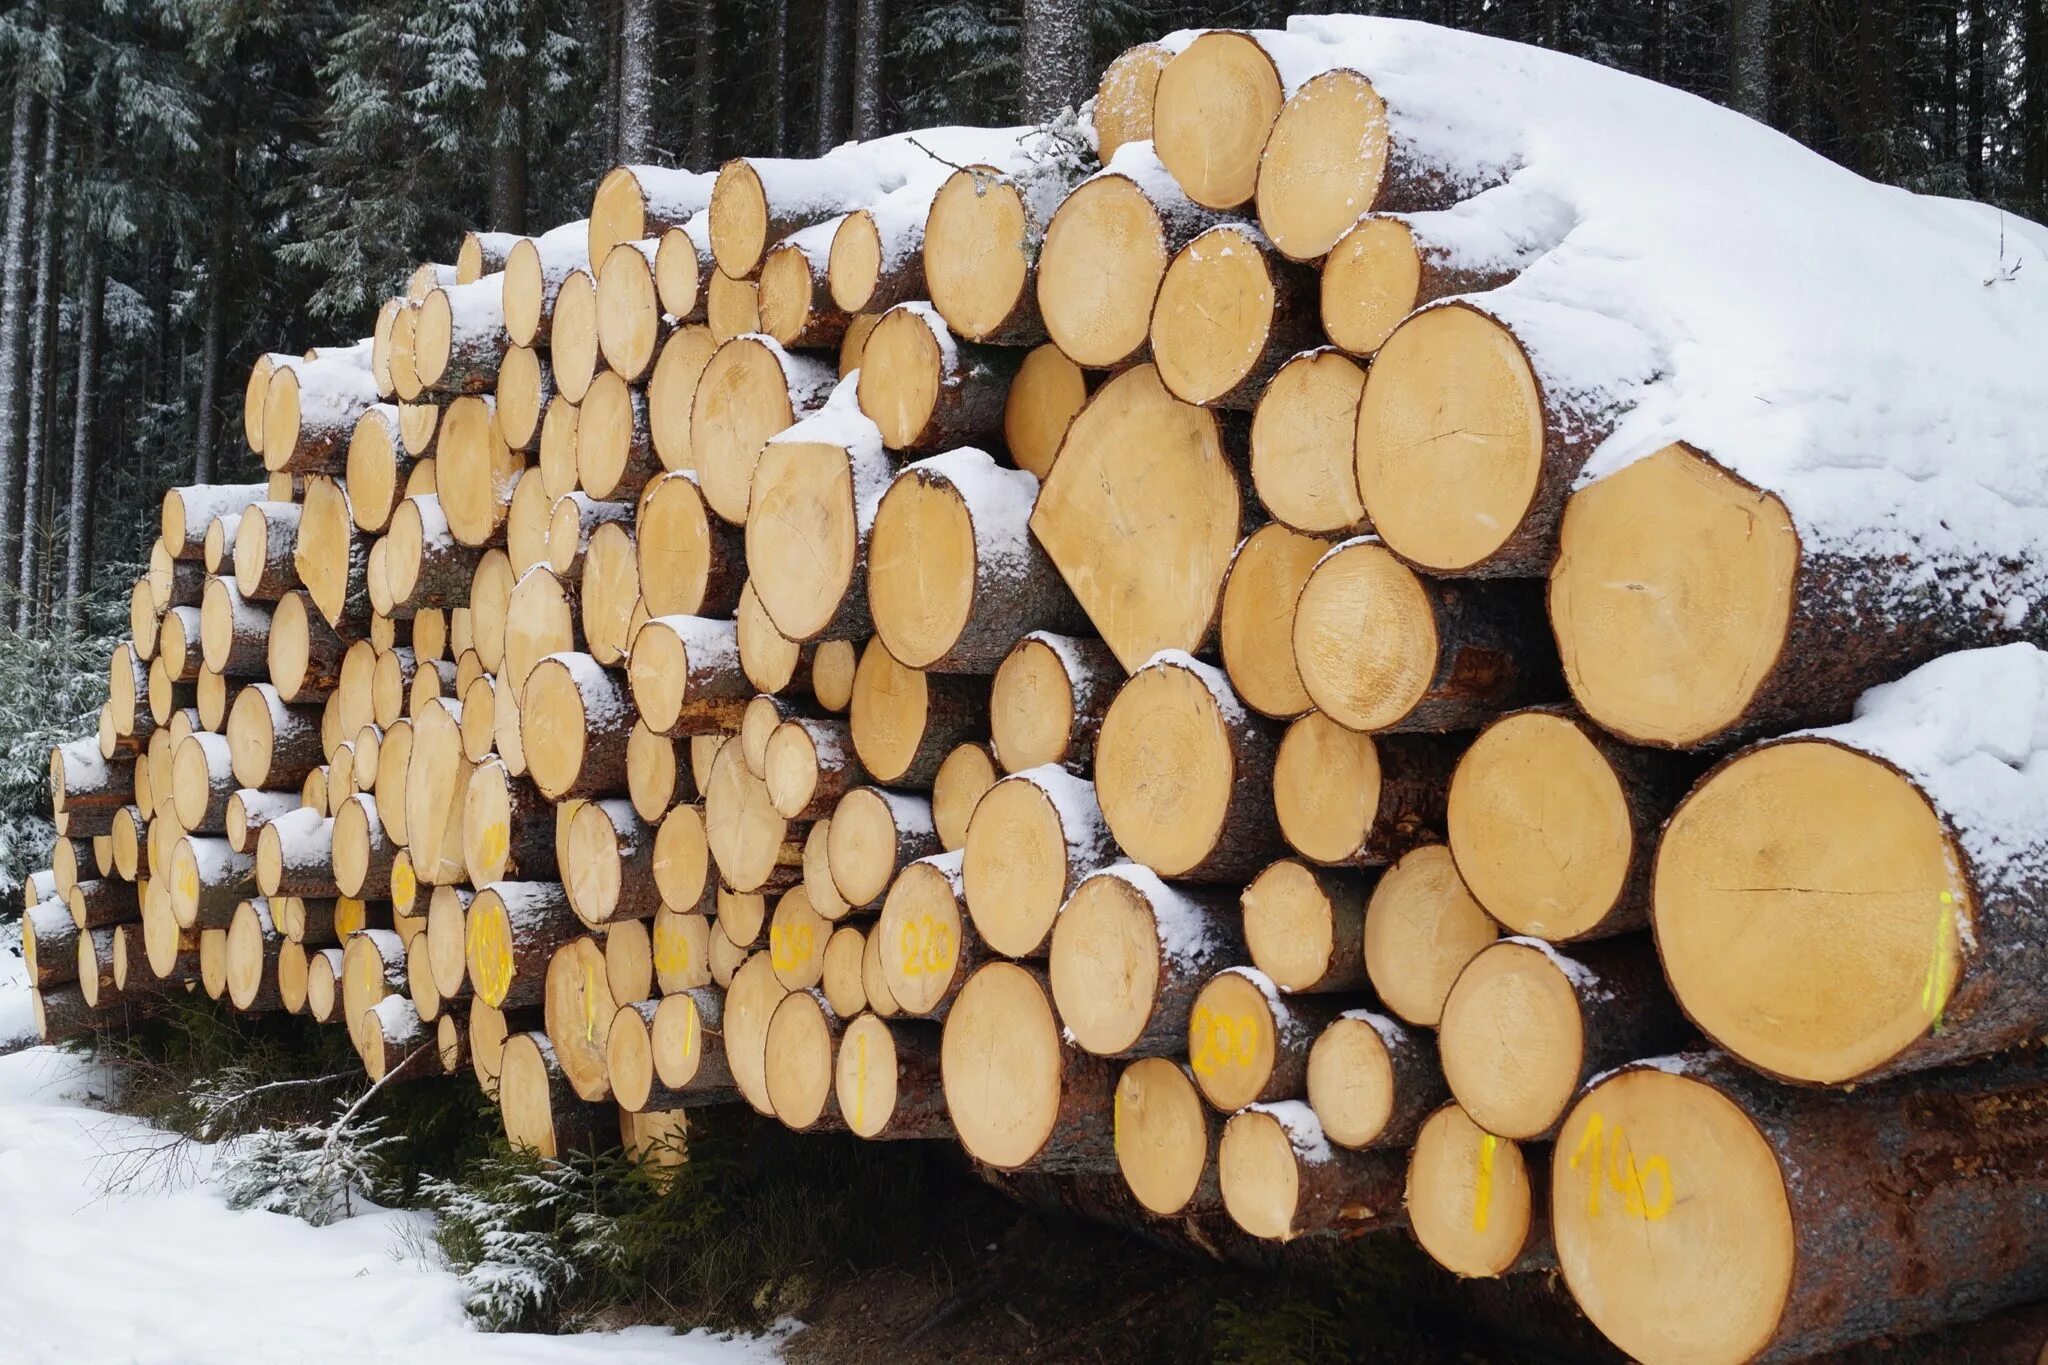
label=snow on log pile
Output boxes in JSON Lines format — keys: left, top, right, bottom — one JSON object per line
{"left": 33, "top": 14, "right": 2048, "bottom": 1363}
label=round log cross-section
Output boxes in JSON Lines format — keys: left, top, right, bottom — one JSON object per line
{"left": 1654, "top": 726, "right": 2037, "bottom": 1086}
{"left": 961, "top": 765, "right": 1116, "bottom": 958}
{"left": 1363, "top": 844, "right": 1499, "bottom": 1028}
{"left": 1406, "top": 1104, "right": 1549, "bottom": 1280}
{"left": 1111, "top": 1056, "right": 1219, "bottom": 1217}
{"left": 1150, "top": 224, "right": 1318, "bottom": 410}
{"left": 942, "top": 961, "right": 1117, "bottom": 1173}
{"left": 867, "top": 448, "right": 1081, "bottom": 672}
{"left": 1554, "top": 1053, "right": 2048, "bottom": 1363}
{"left": 1094, "top": 652, "right": 1280, "bottom": 881}
{"left": 1150, "top": 32, "right": 1294, "bottom": 211}
{"left": 1447, "top": 708, "right": 1691, "bottom": 941}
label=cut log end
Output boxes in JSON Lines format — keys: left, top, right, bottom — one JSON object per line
{"left": 1250, "top": 349, "right": 1369, "bottom": 535}
{"left": 1364, "top": 845, "right": 1499, "bottom": 1028}
{"left": 1094, "top": 654, "right": 1276, "bottom": 881}
{"left": 1354, "top": 304, "right": 1545, "bottom": 575}
{"left": 1438, "top": 940, "right": 1587, "bottom": 1140}
{"left": 764, "top": 989, "right": 840, "bottom": 1130}
{"left": 1152, "top": 225, "right": 1311, "bottom": 408}
{"left": 1219, "top": 524, "right": 1327, "bottom": 720}
{"left": 704, "top": 740, "right": 797, "bottom": 896}
{"left": 1292, "top": 539, "right": 1441, "bottom": 733}
{"left": 1655, "top": 738, "right": 1966, "bottom": 1086}
{"left": 1092, "top": 42, "right": 1171, "bottom": 164}
{"left": 1549, "top": 443, "right": 1798, "bottom": 749}
{"left": 1037, "top": 173, "right": 1175, "bottom": 369}
{"left": 596, "top": 243, "right": 663, "bottom": 382}
{"left": 1029, "top": 366, "right": 1243, "bottom": 673}
{"left": 1321, "top": 217, "right": 1427, "bottom": 356}
{"left": 1241, "top": 860, "right": 1368, "bottom": 994}
{"left": 942, "top": 962, "right": 1110, "bottom": 1171}
{"left": 1406, "top": 1104, "right": 1542, "bottom": 1279}
{"left": 930, "top": 743, "right": 994, "bottom": 853}
{"left": 1112, "top": 1057, "right": 1214, "bottom": 1216}
{"left": 1003, "top": 345, "right": 1088, "bottom": 482}
{"left": 1152, "top": 32, "right": 1285, "bottom": 211}
{"left": 707, "top": 160, "right": 771, "bottom": 279}
{"left": 853, "top": 306, "right": 947, "bottom": 452}
{"left": 692, "top": 336, "right": 804, "bottom": 526}
{"left": 1256, "top": 69, "right": 1398, "bottom": 262}
{"left": 923, "top": 169, "right": 1035, "bottom": 344}
{"left": 1446, "top": 710, "right": 1639, "bottom": 941}
{"left": 876, "top": 859, "right": 972, "bottom": 1018}
{"left": 745, "top": 438, "right": 865, "bottom": 642}
{"left": 1308, "top": 1014, "right": 1408, "bottom": 1150}
{"left": 1551, "top": 1068, "right": 1790, "bottom": 1365}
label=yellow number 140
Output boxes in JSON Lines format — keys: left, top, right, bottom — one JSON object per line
{"left": 1568, "top": 1111, "right": 1673, "bottom": 1221}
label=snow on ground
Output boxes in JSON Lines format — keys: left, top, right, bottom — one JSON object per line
{"left": 0, "top": 939, "right": 787, "bottom": 1365}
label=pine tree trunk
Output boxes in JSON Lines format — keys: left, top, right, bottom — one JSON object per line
{"left": 1728, "top": 0, "right": 1773, "bottom": 119}
{"left": 63, "top": 241, "right": 102, "bottom": 634}
{"left": 769, "top": 0, "right": 789, "bottom": 154}
{"left": 1021, "top": 0, "right": 1092, "bottom": 120}
{"left": 816, "top": 0, "right": 849, "bottom": 154}
{"left": 1967, "top": 0, "right": 1986, "bottom": 193}
{"left": 15, "top": 97, "right": 56, "bottom": 629}
{"left": 852, "top": 0, "right": 885, "bottom": 140}
{"left": 192, "top": 132, "right": 233, "bottom": 489}
{"left": 0, "top": 77, "right": 35, "bottom": 597}
{"left": 618, "top": 0, "right": 656, "bottom": 164}
{"left": 690, "top": 0, "right": 714, "bottom": 169}
{"left": 491, "top": 95, "right": 528, "bottom": 233}
{"left": 2027, "top": 0, "right": 2048, "bottom": 215}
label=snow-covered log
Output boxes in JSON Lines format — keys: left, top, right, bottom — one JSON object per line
{"left": 1655, "top": 645, "right": 2048, "bottom": 1088}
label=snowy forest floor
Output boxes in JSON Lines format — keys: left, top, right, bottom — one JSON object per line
{"left": 0, "top": 928, "right": 1603, "bottom": 1364}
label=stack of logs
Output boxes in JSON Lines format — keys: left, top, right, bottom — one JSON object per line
{"left": 27, "top": 21, "right": 2048, "bottom": 1365}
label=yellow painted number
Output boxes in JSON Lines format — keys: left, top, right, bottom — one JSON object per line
{"left": 1188, "top": 1007, "right": 1259, "bottom": 1079}
{"left": 583, "top": 959, "right": 600, "bottom": 1042}
{"left": 1568, "top": 1111, "right": 1673, "bottom": 1222}
{"left": 897, "top": 915, "right": 954, "bottom": 979}
{"left": 771, "top": 921, "right": 817, "bottom": 974}
{"left": 653, "top": 923, "right": 693, "bottom": 976}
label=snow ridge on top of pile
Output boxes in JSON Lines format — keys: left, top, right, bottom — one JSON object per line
{"left": 1278, "top": 15, "right": 2048, "bottom": 560}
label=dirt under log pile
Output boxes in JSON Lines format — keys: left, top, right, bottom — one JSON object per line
{"left": 42, "top": 19, "right": 2048, "bottom": 1364}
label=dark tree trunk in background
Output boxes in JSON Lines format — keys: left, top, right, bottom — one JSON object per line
{"left": 2027, "top": 0, "right": 2048, "bottom": 214}
{"left": 769, "top": 0, "right": 789, "bottom": 154}
{"left": 1967, "top": 0, "right": 1987, "bottom": 192}
{"left": 689, "top": 0, "right": 714, "bottom": 168}
{"left": 63, "top": 242, "right": 103, "bottom": 634}
{"left": 1021, "top": 0, "right": 1092, "bottom": 120}
{"left": 18, "top": 98, "right": 57, "bottom": 627}
{"left": 604, "top": 0, "right": 621, "bottom": 165}
{"left": 1729, "top": 0, "right": 1773, "bottom": 120}
{"left": 619, "top": 0, "right": 656, "bottom": 163}
{"left": 853, "top": 0, "right": 885, "bottom": 139}
{"left": 192, "top": 133, "right": 233, "bottom": 487}
{"left": 1943, "top": 3, "right": 1959, "bottom": 165}
{"left": 0, "top": 77, "right": 37, "bottom": 605}
{"left": 491, "top": 96, "right": 529, "bottom": 230}
{"left": 817, "top": 0, "right": 849, "bottom": 153}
